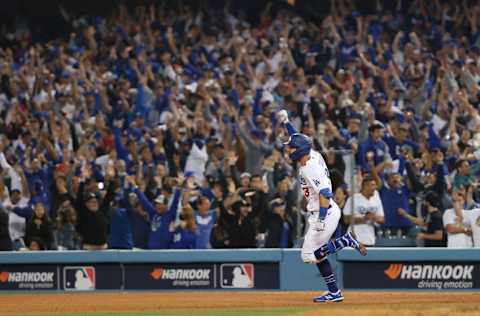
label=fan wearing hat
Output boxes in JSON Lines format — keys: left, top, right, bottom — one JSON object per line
{"left": 367, "top": 148, "right": 412, "bottom": 233}
{"left": 128, "top": 175, "right": 183, "bottom": 249}
{"left": 239, "top": 172, "right": 252, "bottom": 190}
{"left": 398, "top": 192, "right": 445, "bottom": 247}
{"left": 372, "top": 155, "right": 413, "bottom": 234}
{"left": 3, "top": 183, "right": 30, "bottom": 250}
{"left": 265, "top": 198, "right": 293, "bottom": 248}
{"left": 335, "top": 115, "right": 361, "bottom": 150}
{"left": 358, "top": 120, "right": 391, "bottom": 173}
{"left": 384, "top": 121, "right": 419, "bottom": 161}
{"left": 66, "top": 166, "right": 117, "bottom": 251}
{"left": 228, "top": 198, "right": 256, "bottom": 248}
{"left": 107, "top": 196, "right": 134, "bottom": 250}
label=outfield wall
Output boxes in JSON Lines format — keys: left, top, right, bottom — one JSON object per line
{"left": 337, "top": 248, "right": 480, "bottom": 290}
{"left": 0, "top": 248, "right": 478, "bottom": 292}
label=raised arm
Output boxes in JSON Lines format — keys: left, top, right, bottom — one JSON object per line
{"left": 276, "top": 110, "right": 298, "bottom": 136}
{"left": 113, "top": 123, "right": 130, "bottom": 162}
{"left": 393, "top": 31, "right": 404, "bottom": 54}
{"left": 133, "top": 185, "right": 156, "bottom": 219}
{"left": 100, "top": 180, "right": 117, "bottom": 214}
{"left": 167, "top": 187, "right": 182, "bottom": 219}
{"left": 12, "top": 206, "right": 33, "bottom": 220}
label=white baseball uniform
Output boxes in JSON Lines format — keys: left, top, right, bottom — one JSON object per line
{"left": 299, "top": 150, "right": 341, "bottom": 263}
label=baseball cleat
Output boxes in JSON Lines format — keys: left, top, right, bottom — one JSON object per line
{"left": 313, "top": 290, "right": 344, "bottom": 303}
{"left": 345, "top": 232, "right": 367, "bottom": 256}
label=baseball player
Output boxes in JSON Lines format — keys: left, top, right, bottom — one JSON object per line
{"left": 278, "top": 110, "right": 366, "bottom": 303}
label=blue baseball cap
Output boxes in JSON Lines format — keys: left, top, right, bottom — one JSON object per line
{"left": 283, "top": 133, "right": 312, "bottom": 161}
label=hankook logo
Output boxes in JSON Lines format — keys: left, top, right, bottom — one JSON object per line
{"left": 384, "top": 264, "right": 474, "bottom": 281}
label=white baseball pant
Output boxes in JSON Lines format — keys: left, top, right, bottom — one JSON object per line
{"left": 301, "top": 201, "right": 341, "bottom": 263}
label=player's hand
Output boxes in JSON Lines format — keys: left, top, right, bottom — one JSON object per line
{"left": 276, "top": 109, "right": 289, "bottom": 124}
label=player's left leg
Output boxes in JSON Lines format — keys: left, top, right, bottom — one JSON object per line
{"left": 312, "top": 257, "right": 344, "bottom": 303}
{"left": 301, "top": 203, "right": 344, "bottom": 302}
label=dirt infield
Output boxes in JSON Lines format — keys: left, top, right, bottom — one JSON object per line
{"left": 0, "top": 291, "right": 479, "bottom": 316}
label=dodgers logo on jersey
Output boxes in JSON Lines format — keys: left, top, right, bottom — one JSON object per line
{"left": 151, "top": 216, "right": 162, "bottom": 232}
{"left": 299, "top": 177, "right": 307, "bottom": 186}
{"left": 313, "top": 179, "right": 322, "bottom": 188}
{"left": 358, "top": 206, "right": 377, "bottom": 215}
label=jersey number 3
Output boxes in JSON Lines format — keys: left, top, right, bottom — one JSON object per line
{"left": 302, "top": 187, "right": 310, "bottom": 198}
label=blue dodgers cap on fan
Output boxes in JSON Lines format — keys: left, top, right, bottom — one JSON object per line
{"left": 394, "top": 113, "right": 406, "bottom": 123}
{"left": 30, "top": 196, "right": 45, "bottom": 206}
{"left": 284, "top": 133, "right": 312, "bottom": 162}
{"left": 454, "top": 59, "right": 465, "bottom": 68}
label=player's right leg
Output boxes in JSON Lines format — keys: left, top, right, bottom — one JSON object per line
{"left": 345, "top": 231, "right": 367, "bottom": 256}
{"left": 311, "top": 204, "right": 367, "bottom": 258}
{"left": 314, "top": 231, "right": 367, "bottom": 258}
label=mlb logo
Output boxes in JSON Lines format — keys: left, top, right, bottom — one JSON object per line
{"left": 63, "top": 266, "right": 95, "bottom": 291}
{"left": 220, "top": 264, "right": 254, "bottom": 288}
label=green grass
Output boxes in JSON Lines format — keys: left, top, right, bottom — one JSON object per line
{"left": 23, "top": 307, "right": 314, "bottom": 316}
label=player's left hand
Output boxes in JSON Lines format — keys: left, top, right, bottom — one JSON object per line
{"left": 316, "top": 220, "right": 326, "bottom": 231}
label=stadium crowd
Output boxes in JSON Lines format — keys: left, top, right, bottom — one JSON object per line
{"left": 0, "top": 0, "right": 479, "bottom": 251}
